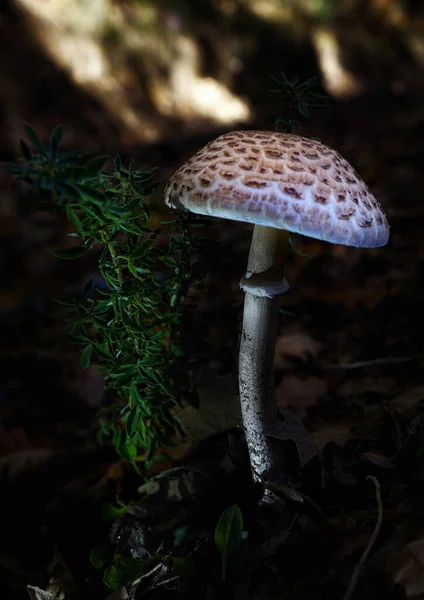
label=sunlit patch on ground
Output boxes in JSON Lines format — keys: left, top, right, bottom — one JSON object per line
{"left": 14, "top": 0, "right": 251, "bottom": 142}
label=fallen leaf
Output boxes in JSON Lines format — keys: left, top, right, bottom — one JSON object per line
{"left": 0, "top": 448, "right": 55, "bottom": 481}
{"left": 138, "top": 467, "right": 205, "bottom": 502}
{"left": 275, "top": 374, "right": 328, "bottom": 411}
{"left": 266, "top": 409, "right": 320, "bottom": 467}
{"left": 392, "top": 386, "right": 424, "bottom": 413}
{"left": 27, "top": 587, "right": 59, "bottom": 600}
{"left": 311, "top": 424, "right": 352, "bottom": 452}
{"left": 360, "top": 452, "right": 395, "bottom": 470}
{"left": 175, "top": 363, "right": 241, "bottom": 441}
{"left": 0, "top": 425, "right": 29, "bottom": 457}
{"left": 274, "top": 330, "right": 322, "bottom": 370}
{"left": 106, "top": 588, "right": 129, "bottom": 600}
{"left": 387, "top": 538, "right": 424, "bottom": 597}
{"left": 337, "top": 377, "right": 398, "bottom": 399}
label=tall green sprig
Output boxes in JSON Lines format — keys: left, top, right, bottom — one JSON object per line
{"left": 270, "top": 72, "right": 330, "bottom": 133}
{"left": 5, "top": 125, "right": 197, "bottom": 473}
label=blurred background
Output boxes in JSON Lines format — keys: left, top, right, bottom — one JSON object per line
{"left": 2, "top": 0, "right": 424, "bottom": 350}
{"left": 1, "top": 0, "right": 424, "bottom": 161}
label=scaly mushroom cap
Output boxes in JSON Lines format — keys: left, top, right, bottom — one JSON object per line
{"left": 165, "top": 131, "right": 389, "bottom": 248}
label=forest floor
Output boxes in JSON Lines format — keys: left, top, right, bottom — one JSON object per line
{"left": 1, "top": 5, "right": 424, "bottom": 598}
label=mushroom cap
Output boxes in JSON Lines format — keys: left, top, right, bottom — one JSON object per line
{"left": 165, "top": 130, "right": 389, "bottom": 248}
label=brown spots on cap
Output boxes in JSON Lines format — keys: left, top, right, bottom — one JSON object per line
{"left": 335, "top": 205, "right": 356, "bottom": 219}
{"left": 316, "top": 183, "right": 332, "bottom": 197}
{"left": 243, "top": 179, "right": 270, "bottom": 189}
{"left": 292, "top": 202, "right": 305, "bottom": 214}
{"left": 357, "top": 215, "right": 373, "bottom": 228}
{"left": 280, "top": 212, "right": 297, "bottom": 225}
{"left": 279, "top": 141, "right": 296, "bottom": 149}
{"left": 288, "top": 163, "right": 305, "bottom": 172}
{"left": 300, "top": 173, "right": 316, "bottom": 186}
{"left": 303, "top": 150, "right": 319, "bottom": 159}
{"left": 221, "top": 171, "right": 237, "bottom": 180}
{"left": 164, "top": 129, "right": 389, "bottom": 248}
{"left": 265, "top": 149, "right": 283, "bottom": 159}
{"left": 232, "top": 189, "right": 252, "bottom": 202}
{"left": 283, "top": 186, "right": 303, "bottom": 199}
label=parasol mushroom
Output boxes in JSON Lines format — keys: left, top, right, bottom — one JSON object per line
{"left": 164, "top": 130, "right": 390, "bottom": 497}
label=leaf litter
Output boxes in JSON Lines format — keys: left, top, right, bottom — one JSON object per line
{"left": 2, "top": 110, "right": 424, "bottom": 600}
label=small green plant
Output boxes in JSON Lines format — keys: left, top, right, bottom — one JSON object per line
{"left": 214, "top": 504, "right": 244, "bottom": 581}
{"left": 5, "top": 124, "right": 199, "bottom": 472}
{"left": 270, "top": 72, "right": 330, "bottom": 133}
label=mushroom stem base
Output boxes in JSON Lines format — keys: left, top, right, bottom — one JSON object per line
{"left": 239, "top": 225, "right": 290, "bottom": 493}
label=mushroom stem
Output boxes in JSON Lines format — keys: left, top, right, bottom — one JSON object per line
{"left": 239, "top": 225, "right": 290, "bottom": 489}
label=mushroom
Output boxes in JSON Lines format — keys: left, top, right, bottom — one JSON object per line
{"left": 164, "top": 130, "right": 389, "bottom": 496}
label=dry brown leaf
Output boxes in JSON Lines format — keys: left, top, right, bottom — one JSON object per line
{"left": 360, "top": 452, "right": 395, "bottom": 470}
{"left": 27, "top": 587, "right": 60, "bottom": 600}
{"left": 274, "top": 330, "right": 322, "bottom": 370}
{"left": 337, "top": 377, "right": 398, "bottom": 399}
{"left": 275, "top": 374, "right": 328, "bottom": 411}
{"left": 387, "top": 538, "right": 424, "bottom": 597}
{"left": 0, "top": 425, "right": 29, "bottom": 457}
{"left": 266, "top": 409, "right": 319, "bottom": 467}
{"left": 0, "top": 448, "right": 55, "bottom": 480}
{"left": 146, "top": 442, "right": 193, "bottom": 476}
{"left": 392, "top": 386, "right": 424, "bottom": 413}
{"left": 85, "top": 461, "right": 125, "bottom": 501}
{"left": 147, "top": 363, "right": 241, "bottom": 474}
{"left": 64, "top": 365, "right": 105, "bottom": 407}
{"left": 311, "top": 424, "right": 352, "bottom": 452}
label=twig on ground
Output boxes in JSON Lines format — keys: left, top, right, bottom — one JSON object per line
{"left": 325, "top": 355, "right": 414, "bottom": 371}
{"left": 343, "top": 476, "right": 384, "bottom": 600}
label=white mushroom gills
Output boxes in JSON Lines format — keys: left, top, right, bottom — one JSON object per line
{"left": 164, "top": 130, "right": 390, "bottom": 494}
